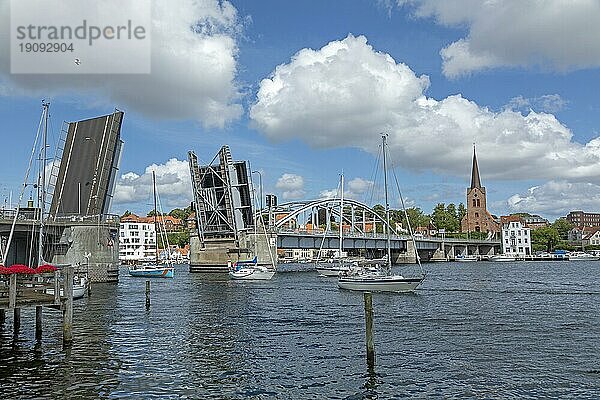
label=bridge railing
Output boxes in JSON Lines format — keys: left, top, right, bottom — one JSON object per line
{"left": 277, "top": 228, "right": 500, "bottom": 244}
{"left": 0, "top": 209, "right": 120, "bottom": 227}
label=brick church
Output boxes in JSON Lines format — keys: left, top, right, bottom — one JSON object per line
{"left": 460, "top": 146, "right": 500, "bottom": 234}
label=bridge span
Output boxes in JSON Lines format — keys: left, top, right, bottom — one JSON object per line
{"left": 187, "top": 146, "right": 501, "bottom": 272}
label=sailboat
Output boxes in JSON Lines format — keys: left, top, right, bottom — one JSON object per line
{"left": 229, "top": 173, "right": 277, "bottom": 280}
{"left": 316, "top": 173, "right": 354, "bottom": 277}
{"left": 338, "top": 134, "right": 426, "bottom": 293}
{"left": 128, "top": 171, "right": 174, "bottom": 278}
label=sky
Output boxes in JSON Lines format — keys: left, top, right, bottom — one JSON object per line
{"left": 1, "top": 0, "right": 600, "bottom": 220}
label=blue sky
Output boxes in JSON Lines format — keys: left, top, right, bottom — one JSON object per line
{"left": 2, "top": 0, "right": 600, "bottom": 220}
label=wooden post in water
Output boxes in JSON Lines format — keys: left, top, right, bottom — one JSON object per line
{"left": 13, "top": 308, "right": 21, "bottom": 335}
{"left": 63, "top": 266, "right": 74, "bottom": 344}
{"left": 35, "top": 306, "right": 43, "bottom": 341}
{"left": 0, "top": 309, "right": 5, "bottom": 327}
{"left": 145, "top": 280, "right": 150, "bottom": 308}
{"left": 364, "top": 292, "right": 375, "bottom": 368}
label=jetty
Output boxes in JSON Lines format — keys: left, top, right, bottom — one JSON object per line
{"left": 0, "top": 266, "right": 75, "bottom": 343}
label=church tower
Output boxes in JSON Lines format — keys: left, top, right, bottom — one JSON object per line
{"left": 460, "top": 146, "right": 500, "bottom": 233}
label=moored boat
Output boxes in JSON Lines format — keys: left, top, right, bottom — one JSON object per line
{"left": 455, "top": 254, "right": 478, "bottom": 262}
{"left": 228, "top": 257, "right": 275, "bottom": 280}
{"left": 489, "top": 254, "right": 516, "bottom": 262}
{"left": 128, "top": 171, "right": 175, "bottom": 279}
{"left": 567, "top": 251, "right": 600, "bottom": 261}
{"left": 337, "top": 134, "right": 425, "bottom": 293}
{"left": 129, "top": 265, "right": 174, "bottom": 278}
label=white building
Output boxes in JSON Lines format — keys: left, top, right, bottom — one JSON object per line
{"left": 119, "top": 219, "right": 157, "bottom": 264}
{"left": 501, "top": 216, "right": 531, "bottom": 256}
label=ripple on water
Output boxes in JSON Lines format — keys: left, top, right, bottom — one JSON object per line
{"left": 1, "top": 263, "right": 600, "bottom": 398}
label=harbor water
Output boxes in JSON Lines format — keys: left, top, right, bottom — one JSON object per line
{"left": 1, "top": 261, "right": 599, "bottom": 398}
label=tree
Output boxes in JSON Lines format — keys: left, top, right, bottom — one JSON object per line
{"left": 121, "top": 210, "right": 132, "bottom": 218}
{"left": 532, "top": 226, "right": 560, "bottom": 252}
{"left": 431, "top": 203, "right": 445, "bottom": 228}
{"left": 552, "top": 218, "right": 574, "bottom": 240}
{"left": 147, "top": 210, "right": 164, "bottom": 217}
{"left": 169, "top": 208, "right": 190, "bottom": 221}
{"left": 445, "top": 203, "right": 460, "bottom": 232}
{"left": 457, "top": 203, "right": 466, "bottom": 223}
{"left": 396, "top": 207, "right": 430, "bottom": 231}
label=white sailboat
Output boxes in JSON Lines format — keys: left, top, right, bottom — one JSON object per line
{"left": 338, "top": 134, "right": 426, "bottom": 293}
{"left": 316, "top": 173, "right": 354, "bottom": 277}
{"left": 229, "top": 174, "right": 276, "bottom": 280}
{"left": 129, "top": 171, "right": 174, "bottom": 278}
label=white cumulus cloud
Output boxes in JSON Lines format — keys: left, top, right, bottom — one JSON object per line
{"left": 113, "top": 158, "right": 192, "bottom": 210}
{"left": 275, "top": 173, "right": 305, "bottom": 200}
{"left": 250, "top": 34, "right": 600, "bottom": 182}
{"left": 0, "top": 0, "right": 243, "bottom": 127}
{"left": 505, "top": 94, "right": 568, "bottom": 114}
{"left": 398, "top": 0, "right": 600, "bottom": 77}
{"left": 507, "top": 181, "right": 600, "bottom": 219}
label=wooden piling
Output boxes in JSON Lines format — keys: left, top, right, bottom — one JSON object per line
{"left": 63, "top": 266, "right": 74, "bottom": 344}
{"left": 13, "top": 308, "right": 21, "bottom": 335}
{"left": 145, "top": 280, "right": 150, "bottom": 308}
{"left": 364, "top": 292, "right": 375, "bottom": 368}
{"left": 35, "top": 306, "right": 43, "bottom": 341}
{"left": 0, "top": 309, "right": 5, "bottom": 327}
{"left": 9, "top": 274, "right": 17, "bottom": 309}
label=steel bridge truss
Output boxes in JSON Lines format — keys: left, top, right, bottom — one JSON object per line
{"left": 268, "top": 198, "right": 399, "bottom": 236}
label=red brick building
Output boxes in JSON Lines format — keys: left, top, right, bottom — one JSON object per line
{"left": 460, "top": 147, "right": 500, "bottom": 234}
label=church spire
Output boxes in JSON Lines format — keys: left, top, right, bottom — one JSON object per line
{"left": 470, "top": 144, "right": 482, "bottom": 189}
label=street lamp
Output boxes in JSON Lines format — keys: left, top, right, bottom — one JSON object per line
{"left": 251, "top": 170, "right": 264, "bottom": 211}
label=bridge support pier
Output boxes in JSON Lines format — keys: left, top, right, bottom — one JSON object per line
{"left": 189, "top": 231, "right": 277, "bottom": 273}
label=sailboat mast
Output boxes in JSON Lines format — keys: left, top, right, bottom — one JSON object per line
{"left": 37, "top": 101, "right": 49, "bottom": 267}
{"left": 382, "top": 134, "right": 392, "bottom": 272}
{"left": 339, "top": 173, "right": 344, "bottom": 257}
{"left": 152, "top": 171, "right": 159, "bottom": 265}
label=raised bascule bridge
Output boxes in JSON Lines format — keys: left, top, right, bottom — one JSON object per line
{"left": 188, "top": 146, "right": 501, "bottom": 273}
{"left": 0, "top": 110, "right": 124, "bottom": 282}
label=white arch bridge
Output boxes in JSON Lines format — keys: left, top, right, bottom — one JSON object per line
{"left": 261, "top": 198, "right": 501, "bottom": 260}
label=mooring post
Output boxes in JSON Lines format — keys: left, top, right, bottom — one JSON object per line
{"left": 35, "top": 306, "right": 43, "bottom": 341}
{"left": 145, "top": 280, "right": 150, "bottom": 308}
{"left": 364, "top": 292, "right": 375, "bottom": 368}
{"left": 0, "top": 309, "right": 5, "bottom": 327}
{"left": 13, "top": 308, "right": 21, "bottom": 335}
{"left": 63, "top": 266, "right": 74, "bottom": 344}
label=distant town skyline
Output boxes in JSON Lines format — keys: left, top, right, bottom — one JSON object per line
{"left": 2, "top": 1, "right": 600, "bottom": 220}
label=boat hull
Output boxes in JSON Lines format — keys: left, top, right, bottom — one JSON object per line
{"left": 489, "top": 256, "right": 516, "bottom": 262}
{"left": 128, "top": 267, "right": 174, "bottom": 278}
{"left": 338, "top": 276, "right": 423, "bottom": 293}
{"left": 229, "top": 267, "right": 275, "bottom": 280}
{"left": 46, "top": 283, "right": 87, "bottom": 300}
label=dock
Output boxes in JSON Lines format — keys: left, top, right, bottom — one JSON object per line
{"left": 0, "top": 266, "right": 75, "bottom": 343}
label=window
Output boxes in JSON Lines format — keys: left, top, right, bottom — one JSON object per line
{"left": 475, "top": 212, "right": 479, "bottom": 217}
{"left": 472, "top": 199, "right": 476, "bottom": 207}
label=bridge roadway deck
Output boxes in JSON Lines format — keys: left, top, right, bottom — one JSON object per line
{"left": 277, "top": 229, "right": 500, "bottom": 250}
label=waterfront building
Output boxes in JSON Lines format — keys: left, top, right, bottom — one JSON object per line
{"left": 569, "top": 226, "right": 600, "bottom": 246}
{"left": 460, "top": 146, "right": 500, "bottom": 234}
{"left": 119, "top": 214, "right": 157, "bottom": 264}
{"left": 583, "top": 228, "right": 600, "bottom": 247}
{"left": 523, "top": 214, "right": 549, "bottom": 230}
{"left": 566, "top": 211, "right": 600, "bottom": 227}
{"left": 500, "top": 216, "right": 531, "bottom": 256}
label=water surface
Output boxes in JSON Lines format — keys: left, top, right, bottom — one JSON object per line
{"left": 1, "top": 261, "right": 599, "bottom": 398}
